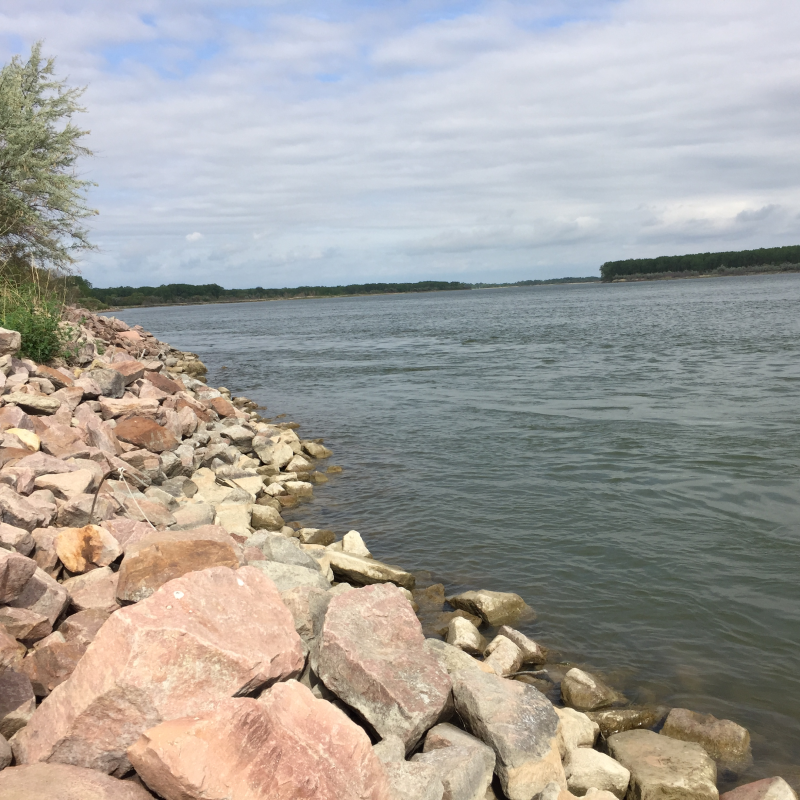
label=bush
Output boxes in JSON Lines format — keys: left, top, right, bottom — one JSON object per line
{"left": 0, "top": 282, "right": 66, "bottom": 363}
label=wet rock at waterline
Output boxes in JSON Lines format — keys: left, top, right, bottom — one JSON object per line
{"left": 561, "top": 668, "right": 626, "bottom": 712}
{"left": 720, "top": 778, "right": 798, "bottom": 800}
{"left": 446, "top": 589, "right": 531, "bottom": 626}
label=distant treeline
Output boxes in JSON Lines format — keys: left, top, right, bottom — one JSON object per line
{"left": 471, "top": 277, "right": 600, "bottom": 288}
{"left": 600, "top": 245, "right": 800, "bottom": 281}
{"left": 71, "top": 279, "right": 471, "bottom": 308}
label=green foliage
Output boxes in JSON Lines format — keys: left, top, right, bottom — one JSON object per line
{"left": 600, "top": 245, "right": 800, "bottom": 281}
{"left": 471, "top": 277, "right": 601, "bottom": 288}
{"left": 0, "top": 279, "right": 66, "bottom": 362}
{"left": 81, "top": 280, "right": 472, "bottom": 307}
{"left": 0, "top": 42, "right": 96, "bottom": 276}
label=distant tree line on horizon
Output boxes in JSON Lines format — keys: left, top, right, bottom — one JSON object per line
{"left": 600, "top": 245, "right": 800, "bottom": 281}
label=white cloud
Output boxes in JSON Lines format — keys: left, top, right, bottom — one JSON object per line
{"left": 2, "top": 0, "right": 799, "bottom": 286}
{"left": 185, "top": 232, "right": 204, "bottom": 242}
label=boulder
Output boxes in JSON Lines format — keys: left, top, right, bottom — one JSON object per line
{"left": 496, "top": 625, "right": 546, "bottom": 664}
{"left": 102, "top": 518, "right": 153, "bottom": 552}
{"left": 169, "top": 502, "right": 215, "bottom": 530}
{"left": 342, "top": 529, "right": 371, "bottom": 557}
{"left": 110, "top": 360, "right": 147, "bottom": 385}
{"left": 452, "top": 668, "right": 565, "bottom": 800}
{"left": 62, "top": 567, "right": 120, "bottom": 613}
{"left": 412, "top": 722, "right": 496, "bottom": 800}
{"left": 114, "top": 417, "right": 179, "bottom": 453}
{"left": 298, "top": 527, "right": 335, "bottom": 545}
{"left": 318, "top": 583, "right": 452, "bottom": 750}
{"left": 607, "top": 729, "right": 718, "bottom": 800}
{"left": 57, "top": 608, "right": 111, "bottom": 647}
{"left": 213, "top": 503, "right": 252, "bottom": 536}
{"left": 0, "top": 735, "right": 9, "bottom": 771}
{"left": 84, "top": 368, "right": 125, "bottom": 399}
{"left": 0, "top": 626, "right": 25, "bottom": 670}
{"left": 248, "top": 531, "right": 322, "bottom": 571}
{"left": 303, "top": 440, "right": 332, "bottom": 458}
{"left": 564, "top": 748, "right": 630, "bottom": 798}
{"left": 586, "top": 707, "right": 669, "bottom": 738}
{"left": 0, "top": 606, "right": 51, "bottom": 645}
{"left": 34, "top": 469, "right": 92, "bottom": 501}
{"left": 99, "top": 397, "right": 159, "bottom": 420}
{"left": 0, "top": 763, "right": 155, "bottom": 799}
{"left": 483, "top": 635, "right": 524, "bottom": 676}
{"left": 0, "top": 548, "right": 38, "bottom": 601}
{"left": 280, "top": 584, "right": 332, "bottom": 662}
{"left": 561, "top": 668, "right": 625, "bottom": 712}
{"left": 116, "top": 526, "right": 241, "bottom": 603}
{"left": 446, "top": 589, "right": 530, "bottom": 626}
{"left": 21, "top": 634, "right": 86, "bottom": 697}
{"left": 555, "top": 706, "right": 599, "bottom": 756}
{"left": 430, "top": 610, "right": 485, "bottom": 637}
{"left": 55, "top": 494, "right": 114, "bottom": 528}
{"left": 0, "top": 486, "right": 47, "bottom": 531}
{"left": 32, "top": 365, "right": 73, "bottom": 390}
{"left": 0, "top": 521, "right": 34, "bottom": 555}
{"left": 250, "top": 503, "right": 285, "bottom": 531}
{"left": 8, "top": 567, "right": 69, "bottom": 625}
{"left": 328, "top": 550, "right": 416, "bottom": 591}
{"left": 446, "top": 616, "right": 486, "bottom": 655}
{"left": 0, "top": 669, "right": 36, "bottom": 739}
{"left": 13, "top": 566, "right": 305, "bottom": 775}
{"left": 285, "top": 480, "right": 313, "bottom": 497}
{"left": 144, "top": 371, "right": 182, "bottom": 395}
{"left": 3, "top": 393, "right": 62, "bottom": 415}
{"left": 5, "top": 427, "right": 39, "bottom": 451}
{"left": 721, "top": 778, "right": 798, "bottom": 800}
{"left": 661, "top": 708, "right": 752, "bottom": 772}
{"left": 127, "top": 682, "right": 391, "bottom": 800}
{"left": 249, "top": 560, "right": 331, "bottom": 592}
{"left": 54, "top": 525, "right": 122, "bottom": 573}
{"left": 0, "top": 329, "right": 21, "bottom": 357}
{"left": 384, "top": 762, "right": 445, "bottom": 800}
{"left": 423, "top": 638, "right": 484, "bottom": 677}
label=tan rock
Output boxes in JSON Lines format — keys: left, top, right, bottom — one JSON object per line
{"left": 0, "top": 763, "right": 155, "bottom": 799}
{"left": 250, "top": 503, "right": 285, "bottom": 531}
{"left": 5, "top": 428, "right": 39, "bottom": 451}
{"left": 0, "top": 328, "right": 21, "bottom": 357}
{"left": 99, "top": 397, "right": 159, "bottom": 420}
{"left": 555, "top": 706, "right": 600, "bottom": 756}
{"left": 4, "top": 393, "right": 62, "bottom": 415}
{"left": 342, "top": 529, "right": 371, "bottom": 557}
{"left": 116, "top": 526, "right": 241, "bottom": 603}
{"left": 34, "top": 470, "right": 94, "bottom": 500}
{"left": 483, "top": 635, "right": 524, "bottom": 676}
{"left": 54, "top": 525, "right": 122, "bottom": 573}
{"left": 564, "top": 748, "right": 630, "bottom": 798}
{"left": 721, "top": 778, "right": 798, "bottom": 800}
{"left": 114, "top": 416, "right": 179, "bottom": 453}
{"left": 561, "top": 668, "right": 625, "bottom": 712}
{"left": 496, "top": 625, "right": 546, "bottom": 665}
{"left": 13, "top": 566, "right": 305, "bottom": 775}
{"left": 0, "top": 548, "right": 38, "bottom": 602}
{"left": 661, "top": 708, "right": 752, "bottom": 772}
{"left": 298, "top": 527, "right": 335, "bottom": 545}
{"left": 128, "top": 682, "right": 391, "bottom": 800}
{"left": 446, "top": 589, "right": 531, "bottom": 626}
{"left": 214, "top": 503, "right": 252, "bottom": 536}
{"left": 328, "top": 550, "right": 416, "bottom": 591}
{"left": 446, "top": 615, "right": 486, "bottom": 655}
{"left": 285, "top": 480, "right": 313, "bottom": 497}
{"left": 62, "top": 567, "right": 120, "bottom": 613}
{"left": 0, "top": 669, "right": 36, "bottom": 739}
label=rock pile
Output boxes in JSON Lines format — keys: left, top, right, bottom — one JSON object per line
{"left": 0, "top": 313, "right": 795, "bottom": 800}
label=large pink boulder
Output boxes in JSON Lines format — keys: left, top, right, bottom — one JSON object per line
{"left": 317, "top": 583, "right": 452, "bottom": 751}
{"left": 128, "top": 681, "right": 391, "bottom": 800}
{"left": 0, "top": 762, "right": 154, "bottom": 799}
{"left": 0, "top": 548, "right": 38, "bottom": 602}
{"left": 13, "top": 566, "right": 305, "bottom": 775}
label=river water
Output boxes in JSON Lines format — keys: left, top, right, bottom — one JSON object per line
{"left": 117, "top": 274, "right": 800, "bottom": 788}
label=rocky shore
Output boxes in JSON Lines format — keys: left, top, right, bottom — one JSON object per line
{"left": 0, "top": 308, "right": 795, "bottom": 800}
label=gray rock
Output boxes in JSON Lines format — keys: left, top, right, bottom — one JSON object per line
{"left": 482, "top": 635, "right": 524, "bottom": 677}
{"left": 298, "top": 527, "right": 335, "bottom": 545}
{"left": 0, "top": 549, "right": 38, "bottom": 602}
{"left": 452, "top": 668, "right": 565, "bottom": 800}
{"left": 248, "top": 531, "right": 321, "bottom": 572}
{"left": 328, "top": 550, "right": 416, "bottom": 590}
{"left": 607, "top": 729, "right": 718, "bottom": 800}
{"left": 0, "top": 734, "right": 11, "bottom": 771}
{"left": 446, "top": 589, "right": 531, "bottom": 626}
{"left": 561, "top": 668, "right": 625, "bottom": 712}
{"left": 85, "top": 368, "right": 125, "bottom": 399}
{"left": 555, "top": 706, "right": 599, "bottom": 756}
{"left": 280, "top": 584, "right": 332, "bottom": 668}
{"left": 248, "top": 560, "right": 331, "bottom": 592}
{"left": 423, "top": 638, "right": 484, "bottom": 677}
{"left": 446, "top": 616, "right": 487, "bottom": 655}
{"left": 0, "top": 522, "right": 34, "bottom": 556}
{"left": 374, "top": 735, "right": 407, "bottom": 764}
{"left": 159, "top": 476, "right": 198, "bottom": 498}
{"left": 564, "top": 747, "right": 630, "bottom": 798}
{"left": 586, "top": 706, "right": 669, "bottom": 738}
{"left": 169, "top": 503, "right": 216, "bottom": 530}
{"left": 0, "top": 328, "right": 21, "bottom": 357}
{"left": 384, "top": 761, "right": 445, "bottom": 800}
{"left": 496, "top": 626, "right": 546, "bottom": 665}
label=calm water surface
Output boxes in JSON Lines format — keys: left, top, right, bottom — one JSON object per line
{"left": 118, "top": 274, "right": 800, "bottom": 787}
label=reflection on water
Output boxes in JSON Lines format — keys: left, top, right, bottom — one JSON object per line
{"left": 118, "top": 274, "right": 800, "bottom": 789}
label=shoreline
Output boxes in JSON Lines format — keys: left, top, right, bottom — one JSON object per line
{"left": 0, "top": 308, "right": 794, "bottom": 799}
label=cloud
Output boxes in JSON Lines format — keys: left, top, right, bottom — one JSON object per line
{"left": 185, "top": 231, "right": 204, "bottom": 242}
{"left": 2, "top": 0, "right": 799, "bottom": 286}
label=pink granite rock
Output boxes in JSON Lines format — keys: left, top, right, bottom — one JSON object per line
{"left": 0, "top": 625, "right": 25, "bottom": 670}
{"left": 13, "top": 566, "right": 304, "bottom": 775}
{"left": 0, "top": 763, "right": 155, "bottom": 800}
{"left": 0, "top": 606, "right": 51, "bottom": 645}
{"left": 11, "top": 452, "right": 75, "bottom": 479}
{"left": 62, "top": 567, "right": 120, "bottom": 613}
{"left": 0, "top": 669, "right": 36, "bottom": 739}
{"left": 721, "top": 778, "right": 797, "bottom": 800}
{"left": 317, "top": 583, "right": 452, "bottom": 751}
{"left": 0, "top": 548, "right": 38, "bottom": 601}
{"left": 128, "top": 681, "right": 391, "bottom": 800}
{"left": 57, "top": 609, "right": 112, "bottom": 647}
{"left": 0, "top": 486, "right": 47, "bottom": 531}
{"left": 21, "top": 635, "right": 86, "bottom": 697}
{"left": 7, "top": 567, "right": 70, "bottom": 625}
{"left": 102, "top": 518, "right": 153, "bottom": 552}
{"left": 0, "top": 521, "right": 34, "bottom": 555}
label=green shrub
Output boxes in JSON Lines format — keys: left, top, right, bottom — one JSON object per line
{"left": 0, "top": 282, "right": 66, "bottom": 363}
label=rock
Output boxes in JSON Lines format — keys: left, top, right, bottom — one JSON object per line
{"left": 117, "top": 494, "right": 176, "bottom": 529}
{"left": 14, "top": 452, "right": 75, "bottom": 479}
{"left": 496, "top": 625, "right": 546, "bottom": 665}
{"left": 585, "top": 790, "right": 622, "bottom": 800}
{"left": 0, "top": 329, "right": 21, "bottom": 357}
{"left": 249, "top": 560, "right": 331, "bottom": 592}
{"left": 0, "top": 763, "right": 155, "bottom": 799}
{"left": 0, "top": 548, "right": 38, "bottom": 601}
{"left": 3, "top": 393, "right": 62, "bottom": 415}
{"left": 35, "top": 469, "right": 95, "bottom": 502}
{"left": 57, "top": 608, "right": 111, "bottom": 647}
{"left": 55, "top": 493, "right": 114, "bottom": 529}
{"left": 143, "top": 371, "right": 182, "bottom": 395}
{"left": 0, "top": 735, "right": 9, "bottom": 772}
{"left": 446, "top": 590, "right": 530, "bottom": 626}
{"left": 483, "top": 635, "right": 524, "bottom": 676}
{"left": 128, "top": 682, "right": 391, "bottom": 800}
{"left": 452, "top": 668, "right": 565, "bottom": 800}
{"left": 280, "top": 584, "right": 332, "bottom": 662}
{"left": 21, "top": 635, "right": 86, "bottom": 696}
{"left": 285, "top": 480, "right": 313, "bottom": 497}
{"left": 423, "top": 638, "right": 484, "bottom": 677}
{"left": 7, "top": 567, "right": 70, "bottom": 625}
{"left": 430, "top": 610, "right": 485, "bottom": 637}
{"left": 208, "top": 395, "right": 237, "bottom": 417}
{"left": 102, "top": 518, "right": 153, "bottom": 552}
{"left": 248, "top": 531, "right": 322, "bottom": 571}
{"left": 607, "top": 729, "right": 718, "bottom": 800}
{"left": 342, "top": 529, "right": 372, "bottom": 557}
{"left": 114, "top": 417, "right": 179, "bottom": 453}
{"left": 0, "top": 625, "right": 25, "bottom": 670}
{"left": 62, "top": 567, "right": 120, "bottom": 613}
{"left": 318, "top": 583, "right": 452, "bottom": 750}
{"left": 303, "top": 440, "right": 333, "bottom": 458}
{"left": 298, "top": 527, "right": 335, "bottom": 545}
{"left": 99, "top": 397, "right": 159, "bottom": 420}
{"left": 661, "top": 708, "right": 752, "bottom": 772}
{"left": 0, "top": 486, "right": 47, "bottom": 531}
{"left": 721, "top": 778, "right": 798, "bottom": 800}
{"left": 0, "top": 606, "right": 51, "bottom": 645}
{"left": 116, "top": 526, "right": 241, "bottom": 603}
{"left": 252, "top": 435, "right": 294, "bottom": 468}
{"left": 384, "top": 762, "right": 445, "bottom": 800}
{"left": 5, "top": 428, "right": 39, "bottom": 451}
{"left": 32, "top": 365, "right": 73, "bottom": 390}
{"left": 374, "top": 734, "right": 407, "bottom": 764}
{"left": 413, "top": 722, "right": 496, "bottom": 800}
{"left": 564, "top": 748, "right": 630, "bottom": 798}
{"left": 561, "top": 668, "right": 625, "bottom": 712}
{"left": 214, "top": 503, "right": 252, "bottom": 536}
{"left": 446, "top": 616, "right": 486, "bottom": 655}
{"left": 0, "top": 670, "right": 36, "bottom": 739}
{"left": 84, "top": 368, "right": 125, "bottom": 398}
{"left": 110, "top": 360, "right": 147, "bottom": 385}
{"left": 555, "top": 706, "right": 599, "bottom": 756}
{"left": 250, "top": 503, "right": 285, "bottom": 531}
{"left": 0, "top": 522, "right": 34, "bottom": 555}
{"left": 328, "top": 550, "right": 416, "bottom": 590}
{"left": 54, "top": 525, "right": 122, "bottom": 573}
{"left": 13, "top": 566, "right": 305, "bottom": 775}
{"left": 169, "top": 502, "right": 215, "bottom": 530}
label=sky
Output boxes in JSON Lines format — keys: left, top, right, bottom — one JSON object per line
{"left": 2, "top": 0, "right": 800, "bottom": 288}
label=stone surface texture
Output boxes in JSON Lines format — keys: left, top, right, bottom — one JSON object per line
{"left": 446, "top": 589, "right": 530, "bottom": 626}
{"left": 661, "top": 708, "right": 752, "bottom": 771}
{"left": 564, "top": 747, "right": 630, "bottom": 798}
{"left": 561, "top": 668, "right": 624, "bottom": 712}
{"left": 720, "top": 778, "right": 798, "bottom": 800}
{"left": 0, "top": 762, "right": 155, "bottom": 799}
